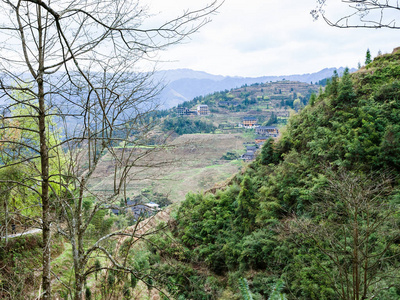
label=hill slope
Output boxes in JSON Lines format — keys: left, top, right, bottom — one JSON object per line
{"left": 160, "top": 80, "right": 320, "bottom": 137}
{"left": 146, "top": 52, "right": 400, "bottom": 299}
{"left": 156, "top": 67, "right": 354, "bottom": 108}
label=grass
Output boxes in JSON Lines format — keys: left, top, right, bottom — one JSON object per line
{"left": 87, "top": 132, "right": 253, "bottom": 203}
{"left": 51, "top": 235, "right": 121, "bottom": 298}
{"left": 52, "top": 241, "right": 74, "bottom": 291}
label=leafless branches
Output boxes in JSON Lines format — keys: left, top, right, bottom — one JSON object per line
{"left": 312, "top": 0, "right": 400, "bottom": 29}
{"left": 0, "top": 0, "right": 222, "bottom": 298}
{"left": 285, "top": 171, "right": 400, "bottom": 300}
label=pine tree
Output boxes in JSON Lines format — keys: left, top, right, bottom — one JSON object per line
{"left": 365, "top": 48, "right": 372, "bottom": 65}
{"left": 330, "top": 70, "right": 339, "bottom": 97}
{"left": 309, "top": 93, "right": 317, "bottom": 106}
{"left": 333, "top": 67, "right": 356, "bottom": 108}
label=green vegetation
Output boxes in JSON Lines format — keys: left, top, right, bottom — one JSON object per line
{"left": 3, "top": 32, "right": 399, "bottom": 300}
{"left": 162, "top": 117, "right": 217, "bottom": 135}
{"left": 365, "top": 48, "right": 372, "bottom": 65}
{"left": 0, "top": 234, "right": 65, "bottom": 299}
{"left": 165, "top": 81, "right": 318, "bottom": 132}
{"left": 144, "top": 51, "right": 400, "bottom": 299}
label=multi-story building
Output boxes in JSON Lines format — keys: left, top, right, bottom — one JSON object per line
{"left": 255, "top": 126, "right": 279, "bottom": 137}
{"left": 242, "top": 117, "right": 257, "bottom": 128}
{"left": 197, "top": 104, "right": 209, "bottom": 115}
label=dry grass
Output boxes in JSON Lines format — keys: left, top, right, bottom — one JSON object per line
{"left": 87, "top": 133, "right": 249, "bottom": 203}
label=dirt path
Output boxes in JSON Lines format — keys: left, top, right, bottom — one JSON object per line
{"left": 2, "top": 228, "right": 42, "bottom": 239}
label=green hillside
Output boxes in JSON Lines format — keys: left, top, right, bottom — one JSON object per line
{"left": 146, "top": 52, "right": 400, "bottom": 299}
{"left": 160, "top": 81, "right": 319, "bottom": 134}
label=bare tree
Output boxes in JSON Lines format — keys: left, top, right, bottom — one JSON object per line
{"left": 0, "top": 0, "right": 221, "bottom": 299}
{"left": 286, "top": 171, "right": 400, "bottom": 300}
{"left": 312, "top": 0, "right": 400, "bottom": 29}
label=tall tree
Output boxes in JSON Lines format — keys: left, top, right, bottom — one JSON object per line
{"left": 365, "top": 48, "right": 372, "bottom": 65}
{"left": 260, "top": 138, "right": 276, "bottom": 165}
{"left": 289, "top": 171, "right": 400, "bottom": 300}
{"left": 330, "top": 69, "right": 339, "bottom": 97}
{"left": 0, "top": 1, "right": 221, "bottom": 299}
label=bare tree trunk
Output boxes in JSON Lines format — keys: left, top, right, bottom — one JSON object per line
{"left": 74, "top": 180, "right": 85, "bottom": 300}
{"left": 0, "top": 1, "right": 222, "bottom": 298}
{"left": 4, "top": 197, "right": 8, "bottom": 244}
{"left": 353, "top": 204, "right": 359, "bottom": 300}
{"left": 39, "top": 81, "right": 51, "bottom": 299}
{"left": 288, "top": 171, "right": 399, "bottom": 300}
{"left": 37, "top": 7, "right": 51, "bottom": 298}
{"left": 74, "top": 271, "right": 84, "bottom": 300}
{"left": 39, "top": 99, "right": 51, "bottom": 299}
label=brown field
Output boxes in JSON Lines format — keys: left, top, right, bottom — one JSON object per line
{"left": 87, "top": 133, "right": 252, "bottom": 203}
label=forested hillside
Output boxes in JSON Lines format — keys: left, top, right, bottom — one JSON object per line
{"left": 146, "top": 51, "right": 400, "bottom": 299}
{"left": 160, "top": 81, "right": 319, "bottom": 136}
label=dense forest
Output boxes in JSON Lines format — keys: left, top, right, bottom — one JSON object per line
{"left": 145, "top": 51, "right": 400, "bottom": 299}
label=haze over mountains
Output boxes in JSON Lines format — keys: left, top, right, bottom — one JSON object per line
{"left": 155, "top": 67, "right": 355, "bottom": 109}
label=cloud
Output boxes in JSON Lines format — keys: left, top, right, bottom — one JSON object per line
{"left": 141, "top": 0, "right": 400, "bottom": 77}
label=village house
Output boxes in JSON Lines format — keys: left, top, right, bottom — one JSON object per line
{"left": 197, "top": 104, "right": 209, "bottom": 115}
{"left": 255, "top": 136, "right": 269, "bottom": 145}
{"left": 176, "top": 107, "right": 189, "bottom": 116}
{"left": 240, "top": 145, "right": 258, "bottom": 161}
{"left": 246, "top": 145, "right": 257, "bottom": 152}
{"left": 111, "top": 201, "right": 160, "bottom": 221}
{"left": 240, "top": 151, "right": 255, "bottom": 161}
{"left": 255, "top": 126, "right": 279, "bottom": 137}
{"left": 242, "top": 117, "right": 258, "bottom": 128}
{"left": 176, "top": 107, "right": 197, "bottom": 116}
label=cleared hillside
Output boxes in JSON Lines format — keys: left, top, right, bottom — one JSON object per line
{"left": 87, "top": 133, "right": 250, "bottom": 202}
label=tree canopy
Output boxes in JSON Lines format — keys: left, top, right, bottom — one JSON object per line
{"left": 145, "top": 49, "right": 400, "bottom": 299}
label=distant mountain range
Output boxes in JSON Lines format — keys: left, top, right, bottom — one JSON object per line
{"left": 154, "top": 68, "right": 356, "bottom": 109}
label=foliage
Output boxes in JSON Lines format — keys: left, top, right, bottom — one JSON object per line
{"left": 162, "top": 117, "right": 217, "bottom": 135}
{"left": 259, "top": 138, "right": 279, "bottom": 165}
{"left": 221, "top": 151, "right": 240, "bottom": 160}
{"left": 264, "top": 112, "right": 278, "bottom": 126}
{"left": 0, "top": 235, "right": 46, "bottom": 299}
{"left": 238, "top": 278, "right": 253, "bottom": 300}
{"left": 146, "top": 50, "right": 400, "bottom": 299}
{"left": 365, "top": 49, "right": 372, "bottom": 65}
{"left": 268, "top": 280, "right": 287, "bottom": 300}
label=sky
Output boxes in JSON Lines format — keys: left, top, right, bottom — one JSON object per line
{"left": 140, "top": 0, "right": 400, "bottom": 78}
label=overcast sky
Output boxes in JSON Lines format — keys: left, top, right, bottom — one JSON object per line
{"left": 142, "top": 0, "right": 400, "bottom": 77}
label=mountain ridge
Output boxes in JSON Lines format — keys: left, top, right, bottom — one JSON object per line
{"left": 156, "top": 67, "right": 356, "bottom": 108}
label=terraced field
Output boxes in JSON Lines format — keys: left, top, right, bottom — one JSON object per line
{"left": 88, "top": 133, "right": 252, "bottom": 203}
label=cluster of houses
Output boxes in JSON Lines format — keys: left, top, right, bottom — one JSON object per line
{"left": 241, "top": 145, "right": 258, "bottom": 161}
{"left": 111, "top": 201, "right": 160, "bottom": 220}
{"left": 176, "top": 104, "right": 209, "bottom": 116}
{"left": 240, "top": 117, "right": 280, "bottom": 133}
{"left": 240, "top": 117, "right": 279, "bottom": 161}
